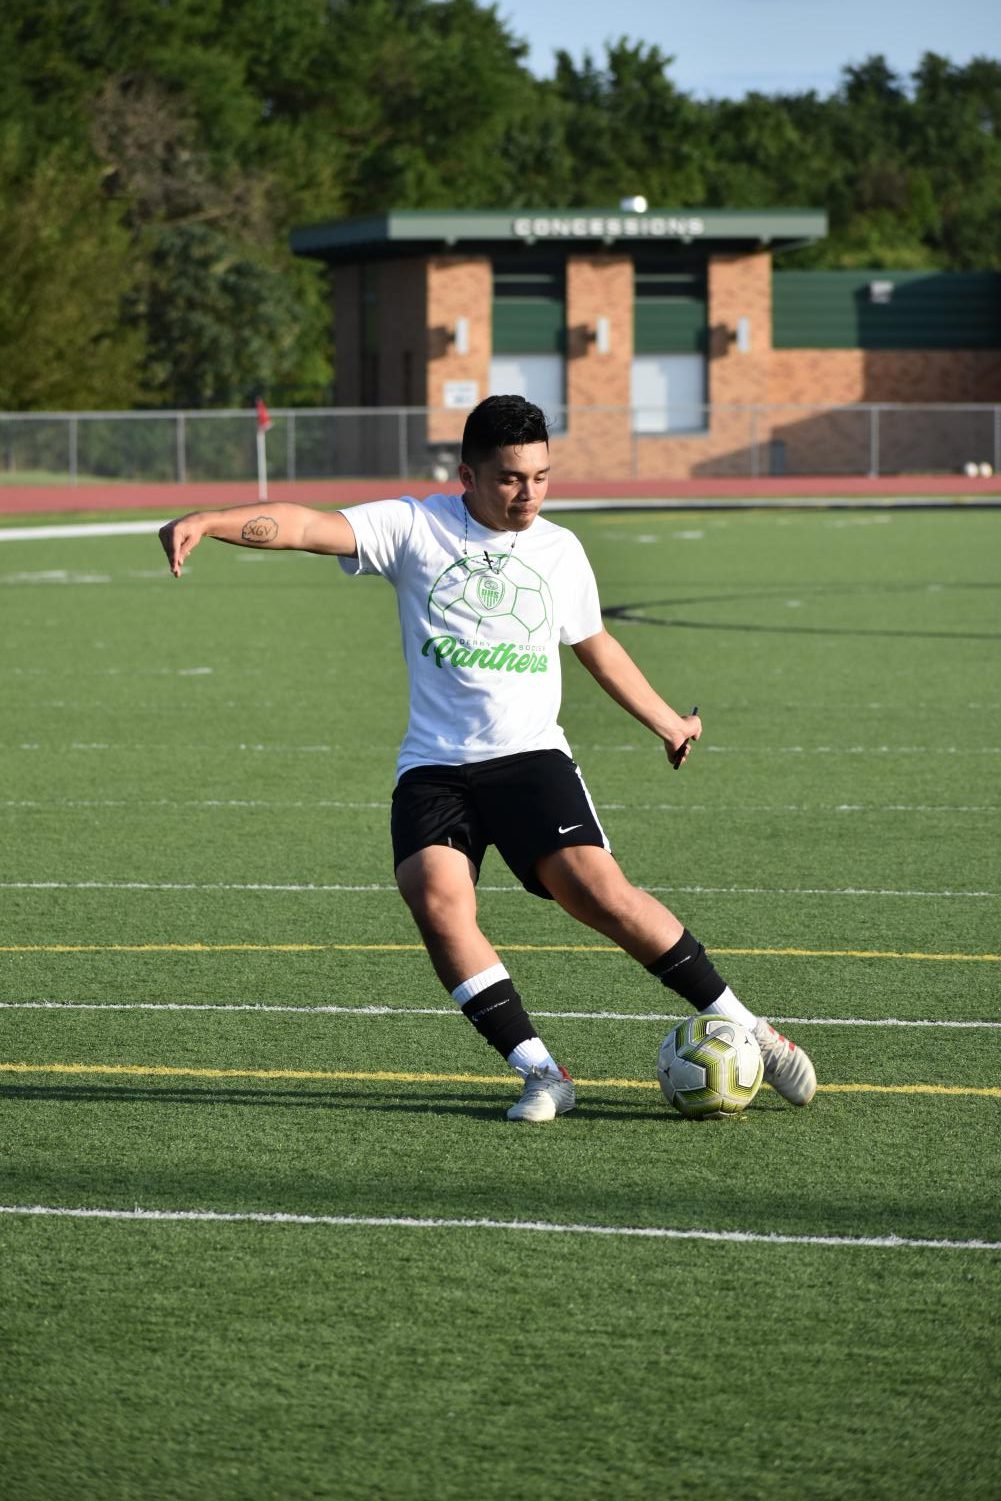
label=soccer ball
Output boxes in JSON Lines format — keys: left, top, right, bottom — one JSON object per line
{"left": 657, "top": 1016, "right": 763, "bottom": 1120}
{"left": 428, "top": 554, "right": 554, "bottom": 642}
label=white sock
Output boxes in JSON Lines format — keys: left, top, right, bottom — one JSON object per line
{"left": 506, "top": 1036, "right": 560, "bottom": 1078}
{"left": 450, "top": 963, "right": 509, "bottom": 1007}
{"left": 705, "top": 987, "right": 758, "bottom": 1030}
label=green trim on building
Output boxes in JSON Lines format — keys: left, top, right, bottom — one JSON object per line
{"left": 773, "top": 271, "right": 1001, "bottom": 350}
{"left": 293, "top": 208, "right": 827, "bottom": 261}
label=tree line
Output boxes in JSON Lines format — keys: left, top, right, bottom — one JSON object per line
{"left": 1, "top": 0, "right": 998, "bottom": 411}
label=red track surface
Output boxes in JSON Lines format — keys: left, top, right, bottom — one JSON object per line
{"left": 1, "top": 473, "right": 999, "bottom": 515}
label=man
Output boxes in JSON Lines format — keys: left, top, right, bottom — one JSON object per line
{"left": 160, "top": 394, "right": 816, "bottom": 1122}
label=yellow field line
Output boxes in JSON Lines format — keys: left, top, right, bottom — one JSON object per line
{"left": 1, "top": 1061, "right": 998, "bottom": 1098}
{"left": 2, "top": 942, "right": 999, "bottom": 963}
{"left": 720, "top": 947, "right": 1001, "bottom": 963}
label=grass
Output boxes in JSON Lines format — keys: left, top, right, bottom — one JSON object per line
{"left": 1, "top": 506, "right": 1000, "bottom": 1500}
{"left": 0, "top": 470, "right": 108, "bottom": 486}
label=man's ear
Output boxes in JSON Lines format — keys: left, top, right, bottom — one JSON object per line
{"left": 457, "top": 461, "right": 474, "bottom": 490}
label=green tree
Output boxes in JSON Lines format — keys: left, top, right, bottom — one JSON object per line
{"left": 0, "top": 136, "right": 142, "bottom": 409}
{"left": 1, "top": 4, "right": 999, "bottom": 413}
{"left": 0, "top": 1, "right": 342, "bottom": 406}
{"left": 138, "top": 223, "right": 328, "bottom": 407}
{"left": 301, "top": 0, "right": 537, "bottom": 211}
{"left": 700, "top": 89, "right": 831, "bottom": 209}
{"left": 551, "top": 41, "right": 705, "bottom": 205}
{"left": 909, "top": 54, "right": 1001, "bottom": 268}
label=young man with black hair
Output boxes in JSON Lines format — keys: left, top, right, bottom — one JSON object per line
{"left": 160, "top": 394, "right": 816, "bottom": 1121}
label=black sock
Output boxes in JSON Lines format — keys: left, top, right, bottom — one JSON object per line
{"left": 646, "top": 929, "right": 726, "bottom": 1011}
{"left": 460, "top": 979, "right": 537, "bottom": 1059}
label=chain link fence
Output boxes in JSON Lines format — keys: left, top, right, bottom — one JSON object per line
{"left": 1, "top": 404, "right": 999, "bottom": 484}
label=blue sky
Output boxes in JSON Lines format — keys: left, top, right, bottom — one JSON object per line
{"left": 496, "top": 0, "right": 998, "bottom": 97}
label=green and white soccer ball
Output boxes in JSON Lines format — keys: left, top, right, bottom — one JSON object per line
{"left": 428, "top": 554, "right": 554, "bottom": 642}
{"left": 657, "top": 1016, "right": 763, "bottom": 1119}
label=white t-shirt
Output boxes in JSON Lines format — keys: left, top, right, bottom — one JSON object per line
{"left": 338, "top": 492, "right": 603, "bottom": 775}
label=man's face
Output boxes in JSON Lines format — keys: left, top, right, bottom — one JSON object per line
{"left": 459, "top": 442, "right": 550, "bottom": 532}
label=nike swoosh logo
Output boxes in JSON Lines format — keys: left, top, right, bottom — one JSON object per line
{"left": 558, "top": 823, "right": 583, "bottom": 834}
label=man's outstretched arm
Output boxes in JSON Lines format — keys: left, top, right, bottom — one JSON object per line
{"left": 571, "top": 628, "right": 701, "bottom": 771}
{"left": 159, "top": 502, "right": 357, "bottom": 577}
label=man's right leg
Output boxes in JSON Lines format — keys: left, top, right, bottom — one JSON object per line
{"left": 394, "top": 845, "right": 496, "bottom": 992}
{"left": 395, "top": 845, "right": 575, "bottom": 1121}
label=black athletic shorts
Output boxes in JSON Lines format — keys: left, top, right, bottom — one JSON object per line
{"left": 390, "top": 749, "right": 610, "bottom": 899}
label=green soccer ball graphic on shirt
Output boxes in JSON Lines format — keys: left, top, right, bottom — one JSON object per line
{"left": 428, "top": 554, "right": 554, "bottom": 642}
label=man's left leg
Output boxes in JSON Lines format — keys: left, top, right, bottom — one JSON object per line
{"left": 535, "top": 844, "right": 817, "bottom": 1105}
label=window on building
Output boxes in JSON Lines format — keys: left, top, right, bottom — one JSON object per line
{"left": 490, "top": 255, "right": 566, "bottom": 430}
{"left": 632, "top": 254, "right": 707, "bottom": 433}
{"left": 489, "top": 354, "right": 566, "bottom": 425}
{"left": 631, "top": 355, "right": 707, "bottom": 434}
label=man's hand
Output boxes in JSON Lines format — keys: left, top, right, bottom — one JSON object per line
{"left": 666, "top": 711, "right": 702, "bottom": 771}
{"left": 159, "top": 514, "right": 205, "bottom": 578}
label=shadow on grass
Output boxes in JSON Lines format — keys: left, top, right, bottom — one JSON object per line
{"left": 1, "top": 1080, "right": 499, "bottom": 1119}
{"left": 603, "top": 601, "right": 1001, "bottom": 642}
{"left": 0, "top": 1079, "right": 787, "bottom": 1124}
{"left": 603, "top": 579, "right": 1001, "bottom": 641}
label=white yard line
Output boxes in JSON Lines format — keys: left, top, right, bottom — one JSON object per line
{"left": 1, "top": 798, "right": 997, "bottom": 814}
{"left": 2, "top": 999, "right": 999, "bottom": 1029}
{"left": 0, "top": 520, "right": 169, "bottom": 542}
{"left": 1, "top": 1201, "right": 997, "bottom": 1252}
{"left": 0, "top": 878, "right": 993, "bottom": 899}
{"left": 6, "top": 742, "right": 1001, "bottom": 755}
{"left": 0, "top": 799, "right": 396, "bottom": 809}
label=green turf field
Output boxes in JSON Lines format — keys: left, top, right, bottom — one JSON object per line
{"left": 2, "top": 506, "right": 999, "bottom": 1500}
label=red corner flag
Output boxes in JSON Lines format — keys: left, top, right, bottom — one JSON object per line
{"left": 255, "top": 397, "right": 272, "bottom": 432}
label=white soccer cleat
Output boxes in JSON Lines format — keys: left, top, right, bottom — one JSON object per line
{"left": 506, "top": 1065, "right": 576, "bottom": 1122}
{"left": 754, "top": 1020, "right": 817, "bottom": 1106}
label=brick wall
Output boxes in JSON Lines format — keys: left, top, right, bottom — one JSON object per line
{"left": 707, "top": 251, "right": 771, "bottom": 405}
{"left": 425, "top": 256, "right": 491, "bottom": 444}
{"left": 565, "top": 256, "right": 633, "bottom": 405}
{"left": 768, "top": 348, "right": 1001, "bottom": 404}
{"left": 563, "top": 255, "right": 633, "bottom": 471}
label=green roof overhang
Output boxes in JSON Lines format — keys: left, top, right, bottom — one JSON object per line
{"left": 291, "top": 207, "right": 827, "bottom": 262}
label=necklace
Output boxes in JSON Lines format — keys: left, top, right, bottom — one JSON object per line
{"left": 461, "top": 497, "right": 517, "bottom": 574}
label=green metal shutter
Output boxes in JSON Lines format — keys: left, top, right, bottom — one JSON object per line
{"left": 773, "top": 271, "right": 1001, "bottom": 350}
{"left": 492, "top": 255, "right": 565, "bottom": 354}
{"left": 491, "top": 301, "right": 565, "bottom": 354}
{"left": 633, "top": 300, "right": 707, "bottom": 354}
{"left": 633, "top": 257, "right": 706, "bottom": 353}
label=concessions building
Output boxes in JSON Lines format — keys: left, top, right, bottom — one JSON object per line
{"left": 292, "top": 208, "right": 1001, "bottom": 478}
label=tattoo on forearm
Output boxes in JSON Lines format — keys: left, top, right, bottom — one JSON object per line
{"left": 241, "top": 516, "right": 279, "bottom": 545}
